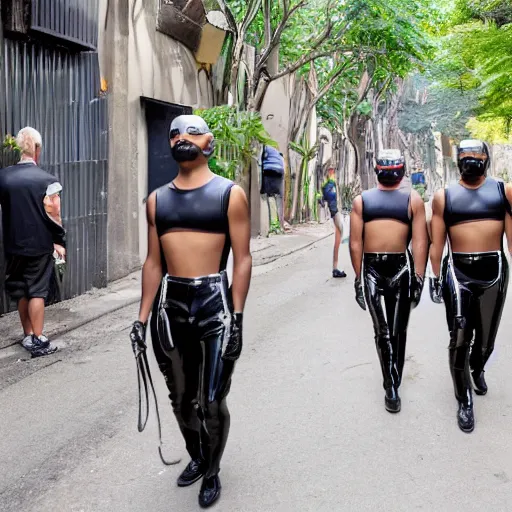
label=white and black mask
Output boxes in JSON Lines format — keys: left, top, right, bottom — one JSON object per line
{"left": 169, "top": 115, "right": 214, "bottom": 163}
{"left": 457, "top": 139, "right": 490, "bottom": 182}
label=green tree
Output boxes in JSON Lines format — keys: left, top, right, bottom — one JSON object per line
{"left": 194, "top": 106, "right": 277, "bottom": 181}
{"left": 221, "top": 0, "right": 437, "bottom": 218}
{"left": 432, "top": 0, "right": 512, "bottom": 140}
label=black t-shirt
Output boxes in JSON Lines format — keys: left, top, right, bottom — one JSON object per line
{"left": 0, "top": 162, "right": 66, "bottom": 256}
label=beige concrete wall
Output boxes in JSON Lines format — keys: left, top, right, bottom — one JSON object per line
{"left": 318, "top": 127, "right": 333, "bottom": 167}
{"left": 258, "top": 76, "right": 293, "bottom": 234}
{"left": 260, "top": 77, "right": 292, "bottom": 153}
{"left": 98, "top": 0, "right": 215, "bottom": 280}
{"left": 258, "top": 74, "right": 320, "bottom": 229}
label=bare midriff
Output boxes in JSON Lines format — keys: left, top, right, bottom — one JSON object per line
{"left": 363, "top": 219, "right": 410, "bottom": 253}
{"left": 160, "top": 231, "right": 227, "bottom": 278}
{"left": 449, "top": 220, "right": 504, "bottom": 252}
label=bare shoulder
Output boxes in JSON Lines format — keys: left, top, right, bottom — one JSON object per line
{"left": 230, "top": 184, "right": 247, "bottom": 200}
{"left": 146, "top": 190, "right": 157, "bottom": 224}
{"left": 229, "top": 184, "right": 248, "bottom": 204}
{"left": 504, "top": 182, "right": 512, "bottom": 203}
{"left": 352, "top": 194, "right": 363, "bottom": 213}
{"left": 432, "top": 188, "right": 446, "bottom": 214}
{"left": 228, "top": 185, "right": 249, "bottom": 216}
{"left": 146, "top": 190, "right": 157, "bottom": 209}
{"left": 410, "top": 189, "right": 425, "bottom": 210}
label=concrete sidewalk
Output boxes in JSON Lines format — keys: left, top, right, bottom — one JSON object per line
{"left": 0, "top": 222, "right": 333, "bottom": 357}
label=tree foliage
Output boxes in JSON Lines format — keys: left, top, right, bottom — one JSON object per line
{"left": 222, "top": 0, "right": 435, "bottom": 117}
{"left": 219, "top": 0, "right": 440, "bottom": 220}
{"left": 315, "top": 0, "right": 437, "bottom": 131}
{"left": 194, "top": 106, "right": 277, "bottom": 180}
{"left": 434, "top": 0, "right": 512, "bottom": 140}
{"left": 398, "top": 73, "right": 479, "bottom": 139}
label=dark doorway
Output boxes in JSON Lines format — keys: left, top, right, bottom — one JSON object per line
{"left": 142, "top": 97, "right": 192, "bottom": 195}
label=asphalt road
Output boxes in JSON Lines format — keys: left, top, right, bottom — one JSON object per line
{"left": 2, "top": 238, "right": 512, "bottom": 512}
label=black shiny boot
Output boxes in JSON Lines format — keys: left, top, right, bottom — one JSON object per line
{"left": 376, "top": 342, "right": 400, "bottom": 413}
{"left": 457, "top": 403, "right": 474, "bottom": 433}
{"left": 198, "top": 475, "right": 221, "bottom": 508}
{"left": 385, "top": 386, "right": 401, "bottom": 413}
{"left": 177, "top": 458, "right": 206, "bottom": 487}
{"left": 472, "top": 370, "right": 488, "bottom": 396}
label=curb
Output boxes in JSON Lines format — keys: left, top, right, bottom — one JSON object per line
{"left": 0, "top": 232, "right": 333, "bottom": 365}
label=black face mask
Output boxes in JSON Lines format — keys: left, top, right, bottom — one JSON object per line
{"left": 459, "top": 158, "right": 486, "bottom": 182}
{"left": 171, "top": 140, "right": 202, "bottom": 163}
{"left": 376, "top": 169, "right": 404, "bottom": 186}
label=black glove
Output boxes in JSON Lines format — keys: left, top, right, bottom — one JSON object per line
{"left": 411, "top": 273, "right": 424, "bottom": 309}
{"left": 130, "top": 321, "right": 147, "bottom": 357}
{"left": 429, "top": 277, "right": 443, "bottom": 304}
{"left": 223, "top": 312, "right": 243, "bottom": 361}
{"left": 354, "top": 278, "right": 366, "bottom": 311}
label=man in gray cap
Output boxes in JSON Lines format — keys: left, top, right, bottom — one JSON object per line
{"left": 130, "top": 115, "right": 252, "bottom": 508}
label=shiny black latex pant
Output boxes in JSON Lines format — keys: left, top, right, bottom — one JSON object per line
{"left": 442, "top": 251, "right": 508, "bottom": 406}
{"left": 363, "top": 253, "right": 411, "bottom": 388}
{"left": 150, "top": 272, "right": 235, "bottom": 478}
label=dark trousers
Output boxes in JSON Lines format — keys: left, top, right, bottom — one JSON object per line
{"left": 363, "top": 253, "right": 411, "bottom": 388}
{"left": 150, "top": 272, "right": 235, "bottom": 478}
{"left": 442, "top": 252, "right": 508, "bottom": 406}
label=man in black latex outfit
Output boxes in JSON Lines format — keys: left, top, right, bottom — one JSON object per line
{"left": 130, "top": 115, "right": 252, "bottom": 508}
{"left": 349, "top": 150, "right": 428, "bottom": 413}
{"left": 430, "top": 139, "right": 512, "bottom": 433}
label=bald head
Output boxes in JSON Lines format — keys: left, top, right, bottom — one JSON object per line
{"left": 16, "top": 127, "right": 42, "bottom": 161}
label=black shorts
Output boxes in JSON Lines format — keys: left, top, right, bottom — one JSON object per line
{"left": 4, "top": 253, "right": 55, "bottom": 300}
{"left": 325, "top": 199, "right": 338, "bottom": 218}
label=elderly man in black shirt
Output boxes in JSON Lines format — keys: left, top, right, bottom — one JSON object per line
{"left": 0, "top": 127, "right": 65, "bottom": 357}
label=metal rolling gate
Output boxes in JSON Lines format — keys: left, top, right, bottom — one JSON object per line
{"left": 0, "top": 34, "right": 108, "bottom": 314}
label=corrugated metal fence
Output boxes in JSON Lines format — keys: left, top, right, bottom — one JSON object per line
{"left": 0, "top": 36, "right": 108, "bottom": 314}
{"left": 31, "top": 0, "right": 99, "bottom": 50}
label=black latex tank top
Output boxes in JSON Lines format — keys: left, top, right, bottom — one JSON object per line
{"left": 362, "top": 188, "right": 411, "bottom": 225}
{"left": 154, "top": 175, "right": 234, "bottom": 271}
{"left": 444, "top": 178, "right": 508, "bottom": 227}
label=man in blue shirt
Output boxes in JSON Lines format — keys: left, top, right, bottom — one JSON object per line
{"left": 321, "top": 167, "right": 346, "bottom": 278}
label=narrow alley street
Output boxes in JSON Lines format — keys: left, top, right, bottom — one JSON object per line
{"left": 1, "top": 237, "right": 512, "bottom": 512}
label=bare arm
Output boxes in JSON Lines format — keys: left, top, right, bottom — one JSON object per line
{"left": 349, "top": 195, "right": 364, "bottom": 279}
{"left": 410, "top": 190, "right": 429, "bottom": 278}
{"left": 228, "top": 185, "right": 252, "bottom": 313}
{"left": 138, "top": 192, "right": 163, "bottom": 324}
{"left": 430, "top": 189, "right": 447, "bottom": 277}
{"left": 504, "top": 183, "right": 512, "bottom": 255}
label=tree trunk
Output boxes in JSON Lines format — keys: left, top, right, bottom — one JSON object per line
{"left": 288, "top": 150, "right": 302, "bottom": 222}
{"left": 230, "top": 36, "right": 246, "bottom": 105}
{"left": 348, "top": 113, "right": 369, "bottom": 190}
{"left": 287, "top": 78, "right": 313, "bottom": 223}
{"left": 386, "top": 78, "right": 404, "bottom": 148}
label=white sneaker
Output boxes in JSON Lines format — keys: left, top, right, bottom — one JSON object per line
{"left": 21, "top": 334, "right": 48, "bottom": 350}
